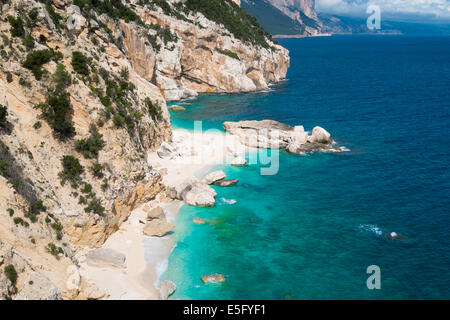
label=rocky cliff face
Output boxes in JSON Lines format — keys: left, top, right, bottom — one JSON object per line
{"left": 267, "top": 0, "right": 322, "bottom": 35}
{"left": 0, "top": 0, "right": 289, "bottom": 299}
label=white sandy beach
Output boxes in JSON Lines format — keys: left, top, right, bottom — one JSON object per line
{"left": 78, "top": 128, "right": 249, "bottom": 299}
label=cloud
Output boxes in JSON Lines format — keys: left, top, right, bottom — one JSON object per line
{"left": 316, "top": 0, "right": 450, "bottom": 21}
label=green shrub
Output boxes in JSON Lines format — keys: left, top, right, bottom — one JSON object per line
{"left": 80, "top": 183, "right": 92, "bottom": 194}
{"left": 58, "top": 155, "right": 84, "bottom": 187}
{"left": 23, "top": 49, "right": 61, "bottom": 80}
{"left": 6, "top": 72, "right": 13, "bottom": 83}
{"left": 52, "top": 64, "right": 71, "bottom": 91}
{"left": 19, "top": 78, "right": 31, "bottom": 88}
{"left": 71, "top": 51, "right": 90, "bottom": 76}
{"left": 8, "top": 16, "right": 25, "bottom": 38}
{"left": 90, "top": 162, "right": 104, "bottom": 178}
{"left": 23, "top": 34, "right": 35, "bottom": 50}
{"left": 46, "top": 243, "right": 63, "bottom": 258}
{"left": 4, "top": 265, "right": 17, "bottom": 285}
{"left": 0, "top": 105, "right": 7, "bottom": 126}
{"left": 145, "top": 98, "right": 162, "bottom": 121}
{"left": 45, "top": 3, "right": 63, "bottom": 29}
{"left": 13, "top": 217, "right": 29, "bottom": 227}
{"left": 35, "top": 91, "right": 75, "bottom": 139}
{"left": 184, "top": 0, "right": 272, "bottom": 48}
{"left": 84, "top": 197, "right": 105, "bottom": 215}
{"left": 7, "top": 208, "right": 14, "bottom": 217}
{"left": 0, "top": 142, "right": 38, "bottom": 205}
{"left": 216, "top": 48, "right": 239, "bottom": 60}
{"left": 75, "top": 124, "right": 104, "bottom": 159}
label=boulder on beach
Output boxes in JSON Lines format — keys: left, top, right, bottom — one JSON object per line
{"left": 174, "top": 178, "right": 197, "bottom": 200}
{"left": 157, "top": 142, "right": 178, "bottom": 159}
{"left": 231, "top": 156, "right": 247, "bottom": 166}
{"left": 143, "top": 219, "right": 174, "bottom": 237}
{"left": 159, "top": 280, "right": 176, "bottom": 300}
{"left": 86, "top": 248, "right": 126, "bottom": 269}
{"left": 146, "top": 206, "right": 165, "bottom": 221}
{"left": 184, "top": 183, "right": 217, "bottom": 207}
{"left": 212, "top": 179, "right": 239, "bottom": 187}
{"left": 204, "top": 170, "right": 226, "bottom": 185}
{"left": 201, "top": 274, "right": 226, "bottom": 284}
{"left": 193, "top": 217, "right": 206, "bottom": 224}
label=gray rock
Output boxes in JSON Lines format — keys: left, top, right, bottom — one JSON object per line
{"left": 16, "top": 272, "right": 62, "bottom": 300}
{"left": 157, "top": 142, "right": 178, "bottom": 159}
{"left": 212, "top": 179, "right": 238, "bottom": 187}
{"left": 86, "top": 248, "right": 126, "bottom": 269}
{"left": 184, "top": 183, "right": 217, "bottom": 207}
{"left": 143, "top": 220, "right": 174, "bottom": 237}
{"left": 147, "top": 206, "right": 165, "bottom": 220}
{"left": 159, "top": 280, "right": 176, "bottom": 300}
{"left": 204, "top": 170, "right": 226, "bottom": 185}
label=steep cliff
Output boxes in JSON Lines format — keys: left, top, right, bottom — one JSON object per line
{"left": 242, "top": 0, "right": 322, "bottom": 36}
{"left": 0, "top": 0, "right": 289, "bottom": 299}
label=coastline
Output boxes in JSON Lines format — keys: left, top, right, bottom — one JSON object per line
{"left": 78, "top": 127, "right": 250, "bottom": 299}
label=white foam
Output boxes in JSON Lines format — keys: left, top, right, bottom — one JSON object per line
{"left": 220, "top": 197, "right": 237, "bottom": 205}
{"left": 359, "top": 224, "right": 383, "bottom": 236}
{"left": 154, "top": 259, "right": 169, "bottom": 288}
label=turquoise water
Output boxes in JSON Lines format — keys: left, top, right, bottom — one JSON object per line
{"left": 163, "top": 36, "right": 450, "bottom": 299}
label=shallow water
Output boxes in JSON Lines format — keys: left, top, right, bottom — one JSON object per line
{"left": 163, "top": 36, "right": 450, "bottom": 299}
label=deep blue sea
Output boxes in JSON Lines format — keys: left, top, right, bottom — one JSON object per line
{"left": 162, "top": 36, "right": 450, "bottom": 299}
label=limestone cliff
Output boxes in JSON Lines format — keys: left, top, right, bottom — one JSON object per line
{"left": 0, "top": 0, "right": 289, "bottom": 299}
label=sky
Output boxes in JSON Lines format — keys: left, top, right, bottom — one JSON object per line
{"left": 316, "top": 0, "right": 450, "bottom": 22}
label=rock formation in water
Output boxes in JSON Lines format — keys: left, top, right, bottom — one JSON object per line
{"left": 0, "top": 0, "right": 289, "bottom": 299}
{"left": 223, "top": 120, "right": 338, "bottom": 154}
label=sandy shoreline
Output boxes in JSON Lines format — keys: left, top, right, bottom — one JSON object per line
{"left": 78, "top": 128, "right": 247, "bottom": 299}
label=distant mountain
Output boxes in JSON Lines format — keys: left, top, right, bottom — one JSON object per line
{"left": 319, "top": 13, "right": 450, "bottom": 35}
{"left": 241, "top": 0, "right": 322, "bottom": 36}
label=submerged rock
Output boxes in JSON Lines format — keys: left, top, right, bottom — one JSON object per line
{"left": 385, "top": 232, "right": 406, "bottom": 241}
{"left": 86, "top": 248, "right": 126, "bottom": 269}
{"left": 212, "top": 179, "right": 239, "bottom": 187}
{"left": 143, "top": 219, "right": 174, "bottom": 237}
{"left": 201, "top": 274, "right": 226, "bottom": 284}
{"left": 193, "top": 217, "right": 206, "bottom": 224}
{"left": 204, "top": 170, "right": 226, "bottom": 185}
{"left": 168, "top": 105, "right": 186, "bottom": 111}
{"left": 159, "top": 280, "right": 176, "bottom": 300}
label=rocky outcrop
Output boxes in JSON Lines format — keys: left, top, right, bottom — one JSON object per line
{"left": 204, "top": 170, "right": 227, "bottom": 185}
{"left": 231, "top": 156, "right": 248, "bottom": 166}
{"left": 223, "top": 120, "right": 336, "bottom": 154}
{"left": 86, "top": 248, "right": 126, "bottom": 269}
{"left": 140, "top": 2, "right": 289, "bottom": 101}
{"left": 16, "top": 272, "right": 62, "bottom": 300}
{"left": 267, "top": 0, "right": 322, "bottom": 35}
{"left": 184, "top": 183, "right": 218, "bottom": 207}
{"left": 159, "top": 279, "right": 176, "bottom": 300}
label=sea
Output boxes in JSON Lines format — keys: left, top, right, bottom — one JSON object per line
{"left": 160, "top": 35, "right": 450, "bottom": 299}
